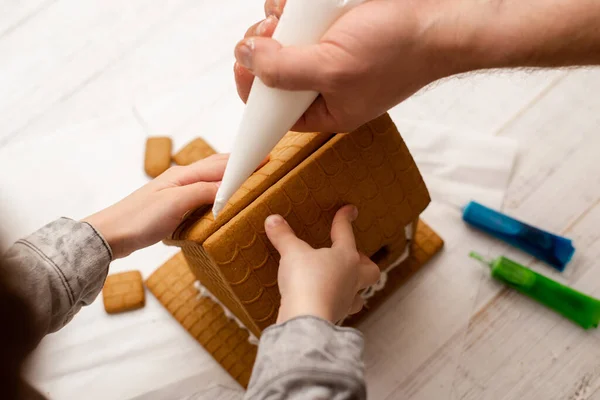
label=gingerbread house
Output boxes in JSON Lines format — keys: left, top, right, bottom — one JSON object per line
{"left": 146, "top": 113, "right": 443, "bottom": 387}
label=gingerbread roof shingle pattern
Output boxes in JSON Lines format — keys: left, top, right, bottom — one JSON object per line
{"left": 202, "top": 113, "right": 431, "bottom": 332}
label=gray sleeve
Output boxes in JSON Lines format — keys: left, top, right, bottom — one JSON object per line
{"left": 244, "top": 316, "right": 366, "bottom": 400}
{"left": 0, "top": 218, "right": 112, "bottom": 342}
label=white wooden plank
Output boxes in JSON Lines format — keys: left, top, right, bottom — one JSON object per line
{"left": 390, "top": 69, "right": 566, "bottom": 135}
{"left": 358, "top": 68, "right": 600, "bottom": 400}
{"left": 450, "top": 205, "right": 600, "bottom": 400}
{"left": 9, "top": 0, "right": 261, "bottom": 152}
{"left": 0, "top": 0, "right": 226, "bottom": 146}
{"left": 0, "top": 0, "right": 56, "bottom": 38}
{"left": 444, "top": 70, "right": 600, "bottom": 400}
{"left": 3, "top": 0, "right": 600, "bottom": 398}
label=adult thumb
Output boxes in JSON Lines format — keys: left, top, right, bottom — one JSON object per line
{"left": 264, "top": 214, "right": 308, "bottom": 255}
{"left": 235, "top": 37, "right": 326, "bottom": 91}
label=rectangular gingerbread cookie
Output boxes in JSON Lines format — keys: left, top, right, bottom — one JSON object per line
{"left": 145, "top": 137, "right": 172, "bottom": 178}
{"left": 103, "top": 270, "right": 145, "bottom": 314}
{"left": 173, "top": 138, "right": 216, "bottom": 166}
{"left": 146, "top": 252, "right": 257, "bottom": 388}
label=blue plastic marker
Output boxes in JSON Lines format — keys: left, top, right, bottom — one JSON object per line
{"left": 462, "top": 201, "right": 575, "bottom": 271}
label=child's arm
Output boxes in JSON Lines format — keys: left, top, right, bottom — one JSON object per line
{"left": 0, "top": 155, "right": 228, "bottom": 344}
{"left": 244, "top": 207, "right": 380, "bottom": 400}
{"left": 1, "top": 218, "right": 112, "bottom": 343}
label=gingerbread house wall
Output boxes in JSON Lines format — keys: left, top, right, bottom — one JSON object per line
{"left": 179, "top": 241, "right": 264, "bottom": 336}
{"left": 192, "top": 114, "right": 430, "bottom": 336}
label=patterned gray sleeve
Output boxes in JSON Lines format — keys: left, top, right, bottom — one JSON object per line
{"left": 244, "top": 316, "right": 366, "bottom": 400}
{"left": 1, "top": 218, "right": 112, "bottom": 341}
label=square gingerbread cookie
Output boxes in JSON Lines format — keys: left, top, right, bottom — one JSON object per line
{"left": 173, "top": 138, "right": 216, "bottom": 166}
{"left": 103, "top": 270, "right": 145, "bottom": 314}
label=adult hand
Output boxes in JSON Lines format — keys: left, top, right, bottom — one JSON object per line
{"left": 83, "top": 154, "right": 228, "bottom": 259}
{"left": 265, "top": 205, "right": 380, "bottom": 324}
{"left": 236, "top": 0, "right": 600, "bottom": 134}
{"left": 233, "top": 0, "right": 470, "bottom": 133}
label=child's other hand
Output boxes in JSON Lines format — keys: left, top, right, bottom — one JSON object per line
{"left": 265, "top": 206, "right": 380, "bottom": 324}
{"left": 83, "top": 154, "right": 228, "bottom": 259}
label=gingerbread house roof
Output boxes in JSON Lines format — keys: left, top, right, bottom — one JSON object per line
{"left": 165, "top": 113, "right": 431, "bottom": 335}
{"left": 170, "top": 131, "right": 332, "bottom": 243}
{"left": 169, "top": 113, "right": 428, "bottom": 247}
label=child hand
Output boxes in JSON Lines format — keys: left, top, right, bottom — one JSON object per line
{"left": 83, "top": 154, "right": 228, "bottom": 259}
{"left": 265, "top": 205, "right": 381, "bottom": 324}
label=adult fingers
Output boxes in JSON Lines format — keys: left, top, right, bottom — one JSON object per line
{"left": 290, "top": 96, "right": 346, "bottom": 133}
{"left": 234, "top": 62, "right": 254, "bottom": 103}
{"left": 237, "top": 16, "right": 279, "bottom": 102}
{"left": 235, "top": 37, "right": 326, "bottom": 91}
{"left": 245, "top": 15, "right": 278, "bottom": 38}
{"left": 358, "top": 253, "right": 380, "bottom": 289}
{"left": 265, "top": 214, "right": 309, "bottom": 255}
{"left": 163, "top": 154, "right": 229, "bottom": 186}
{"left": 245, "top": 21, "right": 263, "bottom": 39}
{"left": 349, "top": 294, "right": 364, "bottom": 315}
{"left": 331, "top": 205, "right": 358, "bottom": 251}
{"left": 265, "top": 0, "right": 286, "bottom": 18}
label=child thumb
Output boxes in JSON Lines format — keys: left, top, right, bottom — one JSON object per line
{"left": 264, "top": 215, "right": 306, "bottom": 254}
{"left": 235, "top": 37, "right": 325, "bottom": 92}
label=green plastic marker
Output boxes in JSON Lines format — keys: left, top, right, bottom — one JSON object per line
{"left": 470, "top": 252, "right": 600, "bottom": 329}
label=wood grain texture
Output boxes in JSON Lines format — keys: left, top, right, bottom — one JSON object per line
{"left": 2, "top": 1, "right": 600, "bottom": 399}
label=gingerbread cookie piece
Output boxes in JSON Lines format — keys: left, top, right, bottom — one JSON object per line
{"left": 146, "top": 252, "right": 257, "bottom": 388}
{"left": 103, "top": 270, "right": 145, "bottom": 314}
{"left": 173, "top": 138, "right": 217, "bottom": 166}
{"left": 145, "top": 137, "right": 172, "bottom": 177}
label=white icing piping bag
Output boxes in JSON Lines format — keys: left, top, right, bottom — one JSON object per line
{"left": 213, "top": 0, "right": 367, "bottom": 217}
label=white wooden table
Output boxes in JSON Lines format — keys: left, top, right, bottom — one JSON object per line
{"left": 1, "top": 1, "right": 600, "bottom": 399}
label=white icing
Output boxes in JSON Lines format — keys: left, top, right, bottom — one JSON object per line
{"left": 193, "top": 281, "right": 258, "bottom": 346}
{"left": 371, "top": 271, "right": 388, "bottom": 292}
{"left": 404, "top": 223, "right": 414, "bottom": 241}
{"left": 248, "top": 334, "right": 260, "bottom": 346}
{"left": 360, "top": 244, "right": 410, "bottom": 300}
